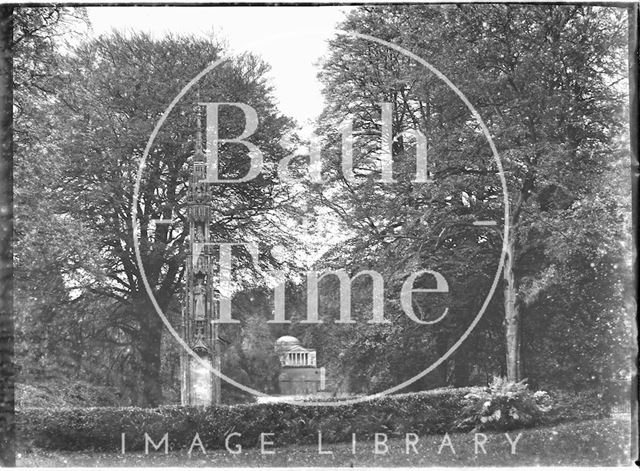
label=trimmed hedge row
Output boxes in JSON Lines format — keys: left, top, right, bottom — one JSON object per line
{"left": 17, "top": 387, "right": 610, "bottom": 452}
{"left": 17, "top": 388, "right": 471, "bottom": 452}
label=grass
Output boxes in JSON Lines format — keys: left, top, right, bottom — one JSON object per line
{"left": 18, "top": 416, "right": 633, "bottom": 467}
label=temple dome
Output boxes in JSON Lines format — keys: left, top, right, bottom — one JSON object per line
{"left": 276, "top": 335, "right": 300, "bottom": 346}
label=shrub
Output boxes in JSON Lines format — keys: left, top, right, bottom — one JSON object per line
{"left": 16, "top": 380, "right": 120, "bottom": 408}
{"left": 455, "top": 377, "right": 550, "bottom": 431}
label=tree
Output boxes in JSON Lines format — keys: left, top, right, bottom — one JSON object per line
{"left": 440, "top": 5, "right": 629, "bottom": 380}
{"left": 309, "top": 5, "right": 509, "bottom": 390}
{"left": 312, "top": 4, "right": 631, "bottom": 389}
{"left": 11, "top": 7, "right": 121, "bottom": 403}
{"left": 0, "top": 4, "right": 81, "bottom": 463}
{"left": 43, "top": 32, "right": 295, "bottom": 406}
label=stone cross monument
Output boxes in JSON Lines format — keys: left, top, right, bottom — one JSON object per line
{"left": 180, "top": 109, "right": 221, "bottom": 406}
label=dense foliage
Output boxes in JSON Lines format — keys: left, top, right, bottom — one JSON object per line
{"left": 13, "top": 8, "right": 298, "bottom": 406}
{"left": 301, "top": 4, "right": 633, "bottom": 394}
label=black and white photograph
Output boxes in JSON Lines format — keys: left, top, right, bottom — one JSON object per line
{"left": 0, "top": 1, "right": 637, "bottom": 467}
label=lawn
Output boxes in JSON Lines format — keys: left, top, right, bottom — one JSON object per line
{"left": 18, "top": 416, "right": 633, "bottom": 467}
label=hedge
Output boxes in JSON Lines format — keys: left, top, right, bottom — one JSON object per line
{"left": 16, "top": 387, "right": 610, "bottom": 452}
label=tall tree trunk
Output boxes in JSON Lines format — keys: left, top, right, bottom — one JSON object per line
{"left": 503, "top": 231, "right": 521, "bottom": 382}
{"left": 503, "top": 171, "right": 533, "bottom": 383}
{"left": 0, "top": 6, "right": 14, "bottom": 467}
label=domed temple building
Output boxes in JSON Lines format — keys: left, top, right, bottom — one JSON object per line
{"left": 275, "top": 336, "right": 323, "bottom": 395}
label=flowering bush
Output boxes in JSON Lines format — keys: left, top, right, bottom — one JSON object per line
{"left": 455, "top": 377, "right": 552, "bottom": 431}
